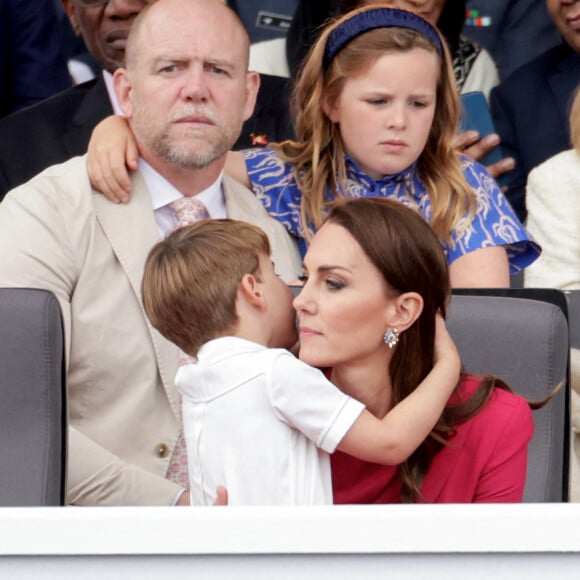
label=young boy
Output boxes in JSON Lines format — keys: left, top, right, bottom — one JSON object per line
{"left": 142, "top": 219, "right": 460, "bottom": 505}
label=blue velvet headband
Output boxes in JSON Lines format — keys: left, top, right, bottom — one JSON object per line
{"left": 323, "top": 8, "right": 444, "bottom": 71}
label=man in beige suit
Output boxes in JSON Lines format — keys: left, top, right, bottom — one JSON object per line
{"left": 0, "top": 0, "right": 301, "bottom": 506}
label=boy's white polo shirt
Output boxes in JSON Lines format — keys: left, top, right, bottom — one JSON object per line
{"left": 176, "top": 336, "right": 365, "bottom": 506}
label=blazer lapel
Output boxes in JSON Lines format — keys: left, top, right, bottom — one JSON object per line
{"left": 92, "top": 174, "right": 180, "bottom": 417}
{"left": 548, "top": 48, "right": 580, "bottom": 136}
{"left": 63, "top": 77, "right": 114, "bottom": 158}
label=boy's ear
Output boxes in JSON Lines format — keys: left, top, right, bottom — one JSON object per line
{"left": 386, "top": 292, "right": 423, "bottom": 332}
{"left": 238, "top": 273, "right": 266, "bottom": 311}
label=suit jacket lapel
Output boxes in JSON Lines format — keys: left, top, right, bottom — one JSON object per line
{"left": 93, "top": 173, "right": 180, "bottom": 417}
{"left": 548, "top": 48, "right": 580, "bottom": 136}
{"left": 63, "top": 76, "right": 114, "bottom": 158}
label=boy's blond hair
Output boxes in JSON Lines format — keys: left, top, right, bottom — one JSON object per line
{"left": 142, "top": 219, "right": 270, "bottom": 355}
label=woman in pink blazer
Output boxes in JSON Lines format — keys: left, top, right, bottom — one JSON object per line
{"left": 294, "top": 197, "right": 535, "bottom": 504}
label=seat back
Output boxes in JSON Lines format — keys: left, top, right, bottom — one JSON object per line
{"left": 0, "top": 288, "right": 66, "bottom": 506}
{"left": 447, "top": 293, "right": 569, "bottom": 502}
{"left": 565, "top": 290, "right": 580, "bottom": 349}
{"left": 228, "top": 0, "right": 296, "bottom": 43}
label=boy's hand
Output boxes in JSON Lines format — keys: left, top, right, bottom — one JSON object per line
{"left": 433, "top": 313, "right": 461, "bottom": 385}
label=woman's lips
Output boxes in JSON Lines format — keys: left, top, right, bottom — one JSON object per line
{"left": 299, "top": 326, "right": 322, "bottom": 338}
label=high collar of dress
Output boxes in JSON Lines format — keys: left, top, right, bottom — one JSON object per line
{"left": 344, "top": 156, "right": 418, "bottom": 189}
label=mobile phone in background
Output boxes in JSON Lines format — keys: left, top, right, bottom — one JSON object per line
{"left": 459, "top": 91, "right": 508, "bottom": 187}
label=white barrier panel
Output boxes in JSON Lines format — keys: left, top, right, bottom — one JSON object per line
{"left": 1, "top": 504, "right": 579, "bottom": 578}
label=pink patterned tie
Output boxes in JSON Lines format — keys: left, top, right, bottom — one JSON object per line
{"left": 165, "top": 197, "right": 209, "bottom": 488}
{"left": 169, "top": 197, "right": 210, "bottom": 228}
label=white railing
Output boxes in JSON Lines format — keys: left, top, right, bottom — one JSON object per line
{"left": 1, "top": 504, "right": 579, "bottom": 578}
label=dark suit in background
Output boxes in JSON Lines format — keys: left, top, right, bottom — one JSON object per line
{"left": 490, "top": 44, "right": 580, "bottom": 222}
{"left": 464, "top": 0, "right": 561, "bottom": 80}
{"left": 0, "top": 72, "right": 293, "bottom": 200}
{"left": 0, "top": 0, "right": 71, "bottom": 118}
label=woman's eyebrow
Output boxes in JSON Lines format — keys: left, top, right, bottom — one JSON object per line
{"left": 317, "top": 264, "right": 353, "bottom": 274}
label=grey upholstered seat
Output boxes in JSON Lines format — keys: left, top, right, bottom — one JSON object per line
{"left": 447, "top": 293, "right": 569, "bottom": 502}
{"left": 565, "top": 290, "right": 580, "bottom": 350}
{"left": 228, "top": 0, "right": 296, "bottom": 42}
{"left": 0, "top": 288, "right": 66, "bottom": 506}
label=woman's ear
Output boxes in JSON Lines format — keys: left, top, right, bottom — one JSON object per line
{"left": 238, "top": 273, "right": 266, "bottom": 311}
{"left": 386, "top": 292, "right": 424, "bottom": 332}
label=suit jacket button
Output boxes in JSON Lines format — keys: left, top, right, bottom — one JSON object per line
{"left": 156, "top": 443, "right": 169, "bottom": 458}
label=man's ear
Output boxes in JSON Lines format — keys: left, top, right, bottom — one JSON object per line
{"left": 113, "top": 68, "right": 133, "bottom": 117}
{"left": 243, "top": 71, "right": 260, "bottom": 122}
{"left": 62, "top": 0, "right": 80, "bottom": 36}
{"left": 386, "top": 292, "right": 424, "bottom": 332}
{"left": 238, "top": 273, "right": 266, "bottom": 311}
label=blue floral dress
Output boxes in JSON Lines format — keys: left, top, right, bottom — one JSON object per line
{"left": 242, "top": 148, "right": 540, "bottom": 273}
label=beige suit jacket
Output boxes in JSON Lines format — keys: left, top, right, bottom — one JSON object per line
{"left": 0, "top": 155, "right": 301, "bottom": 506}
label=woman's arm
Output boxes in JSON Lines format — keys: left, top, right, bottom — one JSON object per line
{"left": 449, "top": 246, "right": 510, "bottom": 288}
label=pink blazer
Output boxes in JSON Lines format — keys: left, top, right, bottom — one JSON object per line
{"left": 331, "top": 375, "right": 534, "bottom": 503}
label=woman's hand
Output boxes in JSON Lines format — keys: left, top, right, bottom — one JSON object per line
{"left": 86, "top": 115, "right": 138, "bottom": 204}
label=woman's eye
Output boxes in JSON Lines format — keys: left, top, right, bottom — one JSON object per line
{"left": 297, "top": 274, "right": 309, "bottom": 283}
{"left": 325, "top": 278, "right": 345, "bottom": 290}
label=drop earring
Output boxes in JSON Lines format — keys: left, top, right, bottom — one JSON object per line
{"left": 383, "top": 328, "right": 399, "bottom": 349}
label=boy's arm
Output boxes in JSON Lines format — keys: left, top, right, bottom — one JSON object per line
{"left": 337, "top": 315, "right": 461, "bottom": 465}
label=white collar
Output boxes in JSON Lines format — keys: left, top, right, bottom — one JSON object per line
{"left": 102, "top": 70, "right": 123, "bottom": 115}
{"left": 138, "top": 158, "right": 225, "bottom": 217}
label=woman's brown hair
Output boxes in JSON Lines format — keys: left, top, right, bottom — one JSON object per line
{"left": 326, "top": 197, "right": 516, "bottom": 501}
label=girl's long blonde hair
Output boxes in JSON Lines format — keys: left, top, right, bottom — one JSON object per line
{"left": 272, "top": 5, "right": 476, "bottom": 244}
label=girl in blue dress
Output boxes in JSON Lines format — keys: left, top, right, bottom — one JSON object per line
{"left": 87, "top": 6, "right": 539, "bottom": 287}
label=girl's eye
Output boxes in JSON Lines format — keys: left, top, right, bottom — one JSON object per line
{"left": 297, "top": 274, "right": 309, "bottom": 283}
